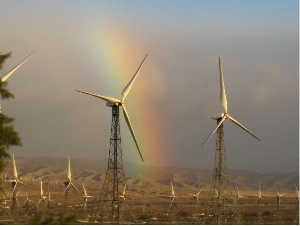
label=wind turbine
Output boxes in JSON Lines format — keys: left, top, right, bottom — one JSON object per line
{"left": 119, "top": 184, "right": 128, "bottom": 201}
{"left": 190, "top": 187, "right": 203, "bottom": 204}
{"left": 63, "top": 156, "right": 79, "bottom": 209}
{"left": 274, "top": 188, "right": 285, "bottom": 210}
{"left": 76, "top": 55, "right": 146, "bottom": 162}
{"left": 170, "top": 181, "right": 177, "bottom": 207}
{"left": 82, "top": 182, "right": 93, "bottom": 212}
{"left": 37, "top": 180, "right": 48, "bottom": 211}
{"left": 22, "top": 192, "right": 34, "bottom": 215}
{"left": 190, "top": 187, "right": 203, "bottom": 214}
{"left": 235, "top": 185, "right": 243, "bottom": 204}
{"left": 256, "top": 182, "right": 263, "bottom": 203}
{"left": 76, "top": 55, "right": 147, "bottom": 224}
{"left": 10, "top": 154, "right": 27, "bottom": 196}
{"left": 201, "top": 58, "right": 260, "bottom": 225}
{"left": 47, "top": 184, "right": 54, "bottom": 211}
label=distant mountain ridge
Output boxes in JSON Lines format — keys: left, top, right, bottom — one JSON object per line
{"left": 5, "top": 156, "right": 299, "bottom": 192}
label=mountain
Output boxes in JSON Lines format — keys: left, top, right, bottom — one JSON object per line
{"left": 4, "top": 156, "right": 299, "bottom": 192}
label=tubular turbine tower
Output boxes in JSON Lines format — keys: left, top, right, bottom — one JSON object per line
{"left": 201, "top": 58, "right": 260, "bottom": 224}
{"left": 76, "top": 55, "right": 147, "bottom": 224}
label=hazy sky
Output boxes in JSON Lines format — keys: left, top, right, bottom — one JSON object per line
{"left": 0, "top": 0, "right": 298, "bottom": 173}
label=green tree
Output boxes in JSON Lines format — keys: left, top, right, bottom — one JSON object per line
{"left": 0, "top": 52, "right": 22, "bottom": 178}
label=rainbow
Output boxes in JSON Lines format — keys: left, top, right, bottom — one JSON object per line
{"left": 82, "top": 24, "right": 170, "bottom": 176}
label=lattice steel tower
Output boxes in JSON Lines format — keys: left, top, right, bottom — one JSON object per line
{"left": 99, "top": 105, "right": 126, "bottom": 223}
{"left": 204, "top": 122, "right": 236, "bottom": 224}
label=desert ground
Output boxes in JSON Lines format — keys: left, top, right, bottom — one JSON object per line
{"left": 0, "top": 157, "right": 298, "bottom": 224}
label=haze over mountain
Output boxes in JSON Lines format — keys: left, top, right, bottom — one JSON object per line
{"left": 5, "top": 156, "right": 298, "bottom": 193}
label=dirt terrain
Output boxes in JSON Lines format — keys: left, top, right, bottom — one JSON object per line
{"left": 0, "top": 156, "right": 298, "bottom": 224}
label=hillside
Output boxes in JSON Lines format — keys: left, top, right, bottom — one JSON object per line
{"left": 3, "top": 156, "right": 298, "bottom": 193}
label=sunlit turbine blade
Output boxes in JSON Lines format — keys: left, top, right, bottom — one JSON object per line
{"left": 275, "top": 188, "right": 279, "bottom": 196}
{"left": 16, "top": 186, "right": 22, "bottom": 196}
{"left": 227, "top": 115, "right": 260, "bottom": 141}
{"left": 18, "top": 181, "right": 28, "bottom": 188}
{"left": 12, "top": 154, "right": 18, "bottom": 179}
{"left": 121, "top": 55, "right": 147, "bottom": 101}
{"left": 171, "top": 182, "right": 174, "bottom": 196}
{"left": 76, "top": 90, "right": 121, "bottom": 104}
{"left": 67, "top": 156, "right": 71, "bottom": 181}
{"left": 170, "top": 197, "right": 174, "bottom": 207}
{"left": 37, "top": 199, "right": 42, "bottom": 206}
{"left": 122, "top": 104, "right": 144, "bottom": 162}
{"left": 82, "top": 183, "right": 87, "bottom": 196}
{"left": 11, "top": 183, "right": 17, "bottom": 198}
{"left": 196, "top": 188, "right": 202, "bottom": 197}
{"left": 70, "top": 182, "right": 80, "bottom": 194}
{"left": 219, "top": 57, "right": 227, "bottom": 113}
{"left": 63, "top": 183, "right": 70, "bottom": 194}
{"left": 40, "top": 181, "right": 43, "bottom": 196}
{"left": 1, "top": 51, "right": 35, "bottom": 82}
{"left": 201, "top": 115, "right": 227, "bottom": 148}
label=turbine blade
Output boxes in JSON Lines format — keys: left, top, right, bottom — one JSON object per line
{"left": 219, "top": 57, "right": 227, "bottom": 113}
{"left": 18, "top": 181, "right": 28, "bottom": 188}
{"left": 76, "top": 90, "right": 121, "bottom": 104}
{"left": 227, "top": 115, "right": 260, "bottom": 141}
{"left": 82, "top": 183, "right": 87, "bottom": 196}
{"left": 70, "top": 182, "right": 80, "bottom": 194}
{"left": 122, "top": 104, "right": 144, "bottom": 162}
{"left": 121, "top": 55, "right": 147, "bottom": 101}
{"left": 171, "top": 182, "right": 175, "bottom": 196}
{"left": 12, "top": 154, "right": 18, "bottom": 179}
{"left": 201, "top": 115, "right": 227, "bottom": 148}
{"left": 67, "top": 156, "right": 71, "bottom": 181}
{"left": 274, "top": 188, "right": 279, "bottom": 196}
{"left": 1, "top": 51, "right": 35, "bottom": 82}
{"left": 196, "top": 197, "right": 200, "bottom": 204}
{"left": 196, "top": 188, "right": 203, "bottom": 197}
{"left": 11, "top": 183, "right": 17, "bottom": 198}
{"left": 63, "top": 183, "right": 70, "bottom": 194}
{"left": 170, "top": 197, "right": 174, "bottom": 207}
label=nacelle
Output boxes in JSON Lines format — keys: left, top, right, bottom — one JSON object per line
{"left": 106, "top": 102, "right": 119, "bottom": 107}
{"left": 211, "top": 113, "right": 225, "bottom": 120}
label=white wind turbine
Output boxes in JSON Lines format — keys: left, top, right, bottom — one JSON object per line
{"left": 37, "top": 180, "right": 48, "bottom": 210}
{"left": 235, "top": 185, "right": 243, "bottom": 204}
{"left": 76, "top": 55, "right": 147, "bottom": 162}
{"left": 22, "top": 192, "right": 34, "bottom": 215}
{"left": 201, "top": 58, "right": 260, "bottom": 224}
{"left": 190, "top": 187, "right": 203, "bottom": 205}
{"left": 82, "top": 183, "right": 93, "bottom": 211}
{"left": 10, "top": 154, "right": 27, "bottom": 198}
{"left": 274, "top": 188, "right": 285, "bottom": 210}
{"left": 63, "top": 156, "right": 79, "bottom": 209}
{"left": 63, "top": 156, "right": 79, "bottom": 194}
{"left": 119, "top": 184, "right": 128, "bottom": 201}
{"left": 170, "top": 181, "right": 177, "bottom": 207}
{"left": 256, "top": 182, "right": 263, "bottom": 203}
{"left": 201, "top": 57, "right": 260, "bottom": 147}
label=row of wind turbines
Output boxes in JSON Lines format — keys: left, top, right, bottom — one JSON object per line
{"left": 169, "top": 180, "right": 299, "bottom": 209}
{"left": 4, "top": 155, "right": 94, "bottom": 214}
{"left": 1, "top": 52, "right": 298, "bottom": 224}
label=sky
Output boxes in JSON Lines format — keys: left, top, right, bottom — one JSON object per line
{"left": 0, "top": 0, "right": 298, "bottom": 173}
